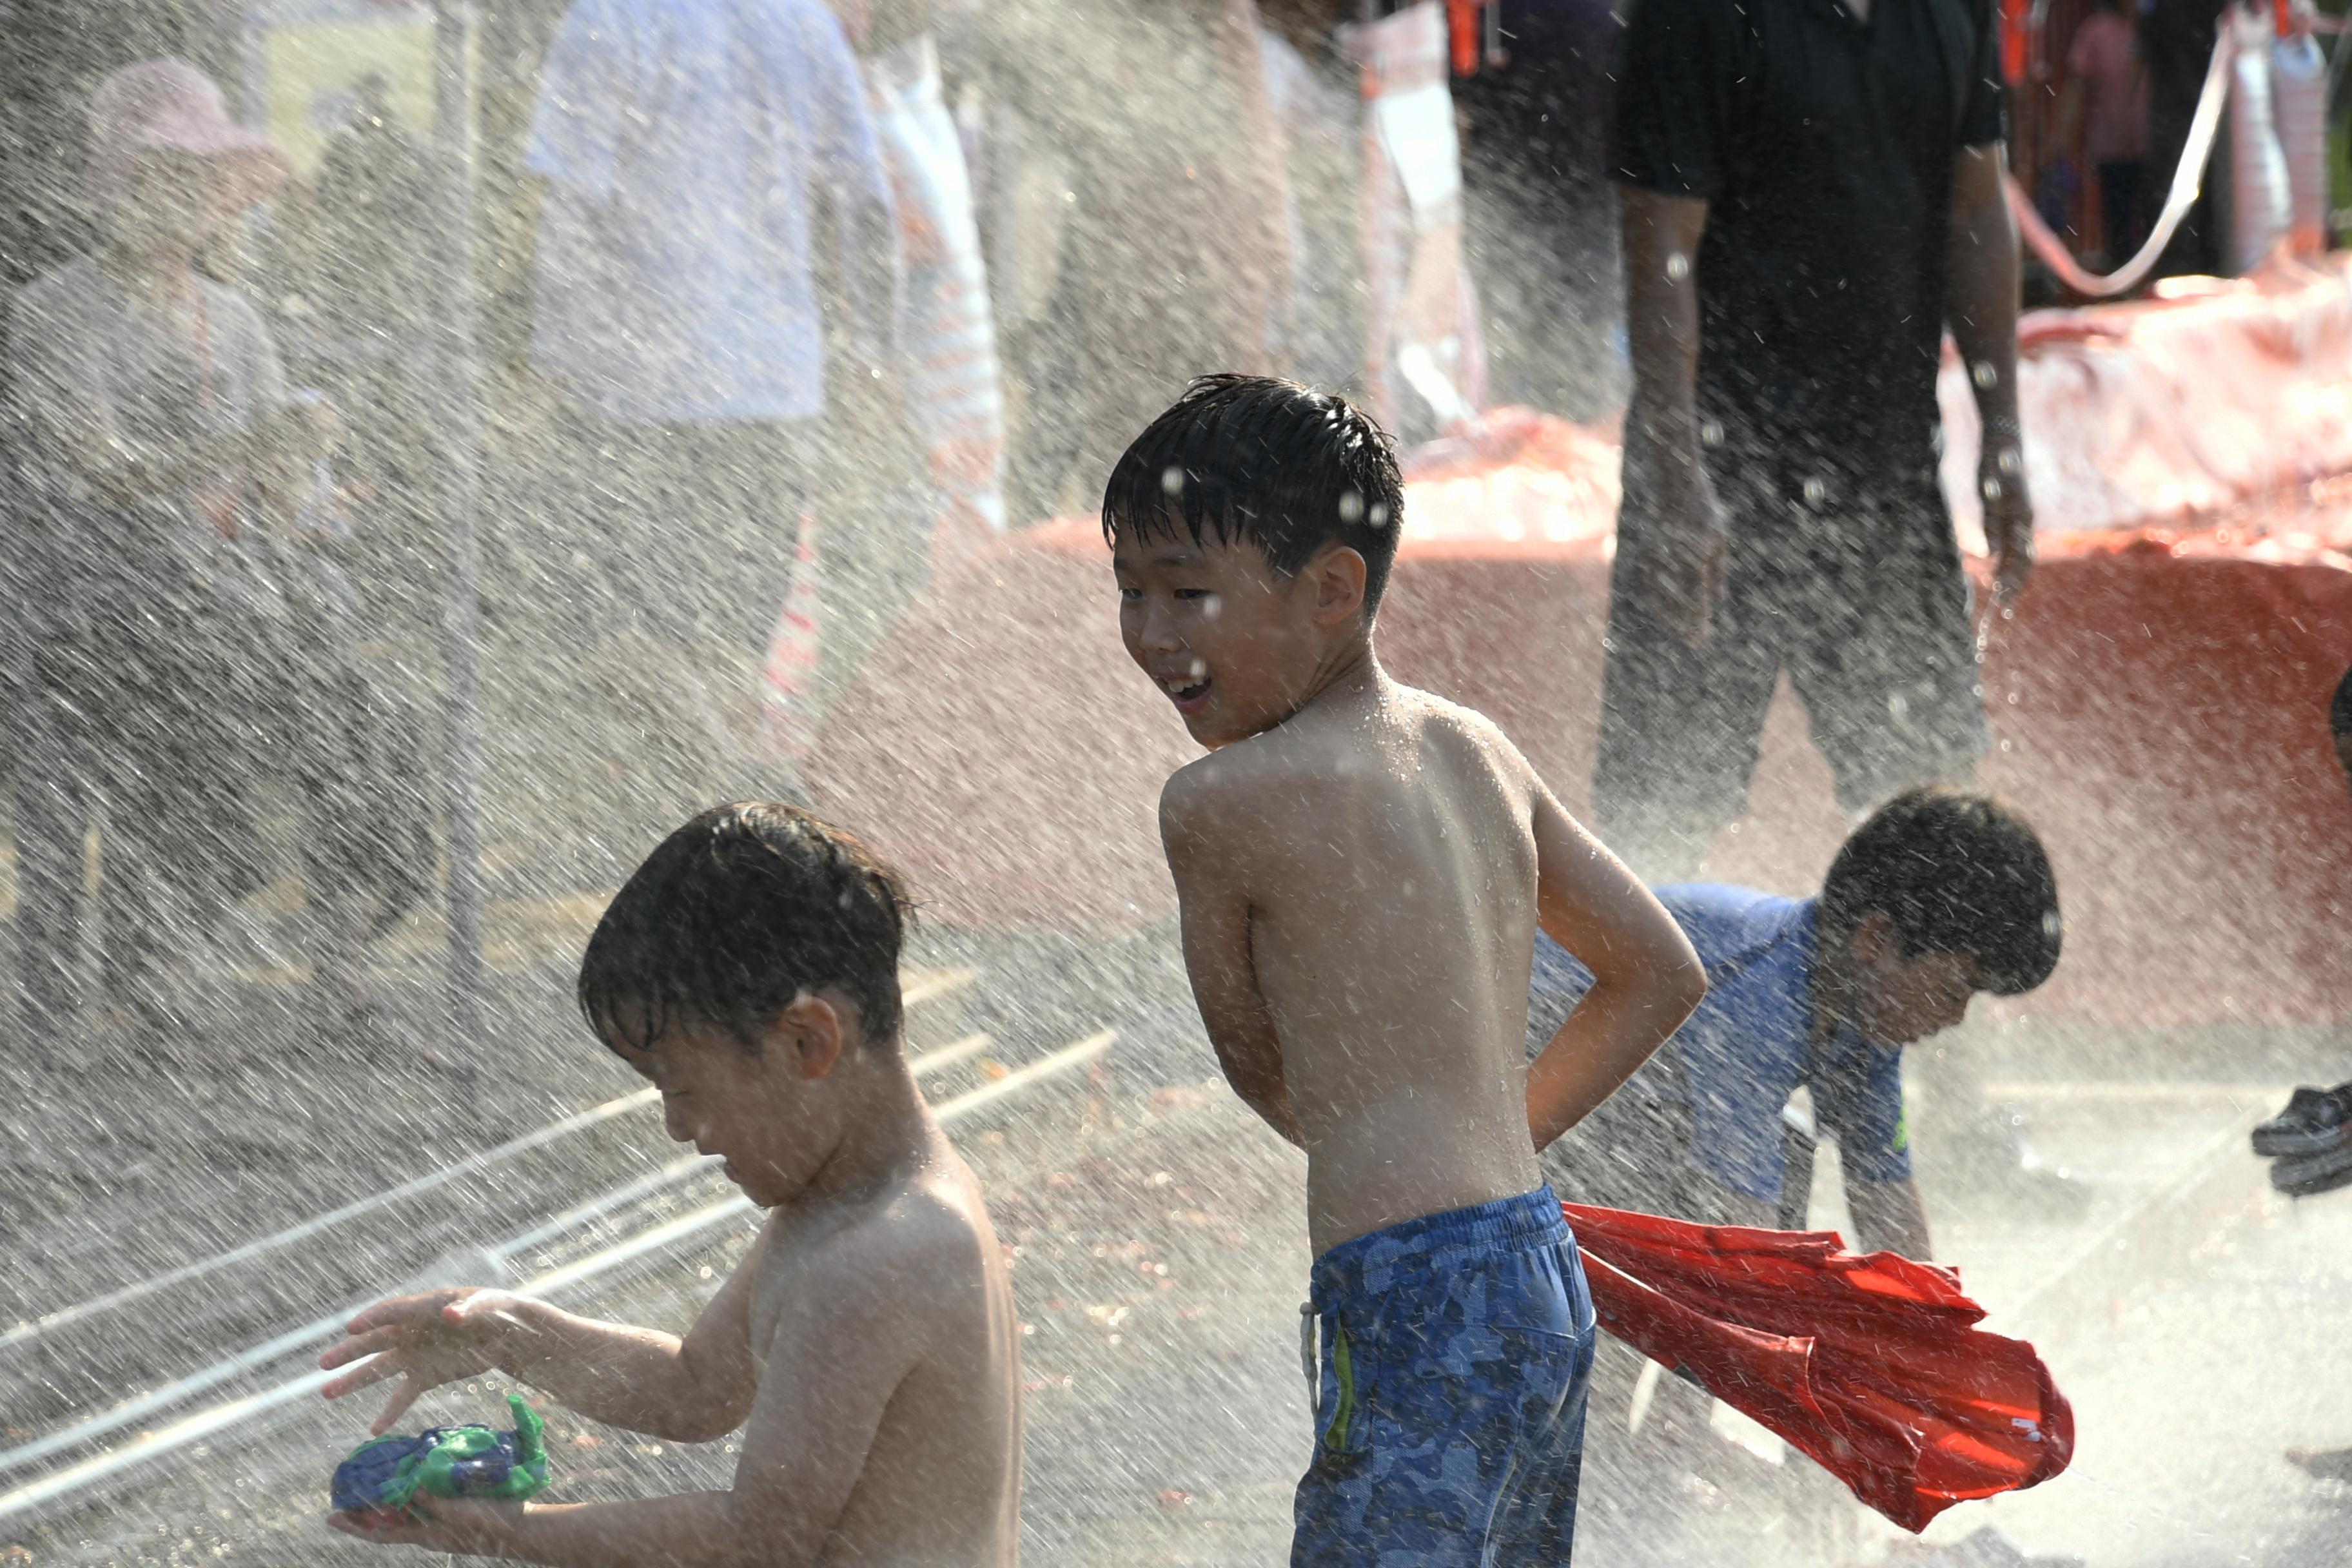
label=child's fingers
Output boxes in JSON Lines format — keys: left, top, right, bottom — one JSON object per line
{"left": 371, "top": 1375, "right": 426, "bottom": 1436}
{"left": 324, "top": 1509, "right": 418, "bottom": 1544}
{"left": 319, "top": 1351, "right": 404, "bottom": 1402}
{"left": 317, "top": 1325, "right": 404, "bottom": 1371}
{"left": 343, "top": 1293, "right": 440, "bottom": 1335}
{"left": 346, "top": 1287, "right": 476, "bottom": 1336}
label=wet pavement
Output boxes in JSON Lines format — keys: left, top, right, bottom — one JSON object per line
{"left": 3, "top": 948, "right": 2350, "bottom": 1565}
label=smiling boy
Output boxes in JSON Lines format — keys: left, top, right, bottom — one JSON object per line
{"left": 1107, "top": 375, "right": 1706, "bottom": 1565}
{"left": 318, "top": 803, "right": 1021, "bottom": 1566}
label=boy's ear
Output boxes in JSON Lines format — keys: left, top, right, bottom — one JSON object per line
{"left": 771, "top": 991, "right": 847, "bottom": 1080}
{"left": 1304, "top": 543, "right": 1369, "bottom": 627}
{"left": 1848, "top": 910, "right": 1898, "bottom": 971}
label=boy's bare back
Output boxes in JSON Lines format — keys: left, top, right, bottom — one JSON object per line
{"left": 1111, "top": 376, "right": 1700, "bottom": 1561}
{"left": 1164, "top": 675, "right": 1645, "bottom": 1253}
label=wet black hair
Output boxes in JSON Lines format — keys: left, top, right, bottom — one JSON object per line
{"left": 1101, "top": 373, "right": 1407, "bottom": 613}
{"left": 577, "top": 803, "right": 914, "bottom": 1055}
{"left": 1819, "top": 787, "right": 2061, "bottom": 996}
{"left": 2331, "top": 662, "right": 2352, "bottom": 741}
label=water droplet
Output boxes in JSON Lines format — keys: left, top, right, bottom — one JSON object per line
{"left": 1338, "top": 490, "right": 1364, "bottom": 523}
{"left": 1801, "top": 476, "right": 1826, "bottom": 505}
{"left": 1665, "top": 253, "right": 1690, "bottom": 282}
{"left": 1161, "top": 466, "right": 1185, "bottom": 498}
{"left": 1997, "top": 448, "right": 2022, "bottom": 476}
{"left": 1971, "top": 360, "right": 1998, "bottom": 389}
{"left": 1981, "top": 476, "right": 2003, "bottom": 500}
{"left": 1367, "top": 503, "right": 1390, "bottom": 527}
{"left": 1700, "top": 420, "right": 1723, "bottom": 447}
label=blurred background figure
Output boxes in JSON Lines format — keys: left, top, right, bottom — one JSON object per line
{"left": 1455, "top": 0, "right": 1627, "bottom": 422}
{"left": 830, "top": 0, "right": 1010, "bottom": 580}
{"left": 964, "top": 0, "right": 1289, "bottom": 522}
{"left": 522, "top": 0, "right": 910, "bottom": 792}
{"left": 1337, "top": 0, "right": 1486, "bottom": 440}
{"left": 1255, "top": 0, "right": 1367, "bottom": 393}
{"left": 2059, "top": 0, "right": 2154, "bottom": 266}
{"left": 5, "top": 59, "right": 386, "bottom": 1050}
{"left": 2141, "top": 0, "right": 2231, "bottom": 278}
{"left": 306, "top": 71, "right": 443, "bottom": 647}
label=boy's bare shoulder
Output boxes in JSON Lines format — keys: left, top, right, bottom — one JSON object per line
{"left": 1162, "top": 687, "right": 1534, "bottom": 841}
{"left": 1157, "top": 730, "right": 1297, "bottom": 843}
{"left": 758, "top": 1167, "right": 997, "bottom": 1338}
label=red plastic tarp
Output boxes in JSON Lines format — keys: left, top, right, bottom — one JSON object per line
{"left": 1567, "top": 1202, "right": 2075, "bottom": 1533}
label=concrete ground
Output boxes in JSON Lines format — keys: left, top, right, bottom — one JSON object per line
{"left": 4, "top": 938, "right": 2350, "bottom": 1566}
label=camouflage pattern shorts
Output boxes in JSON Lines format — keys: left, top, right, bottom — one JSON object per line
{"left": 1293, "top": 1186, "right": 1596, "bottom": 1566}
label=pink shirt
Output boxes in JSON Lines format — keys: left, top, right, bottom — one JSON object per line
{"left": 2068, "top": 12, "right": 2150, "bottom": 163}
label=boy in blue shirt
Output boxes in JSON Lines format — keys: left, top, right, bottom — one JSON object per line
{"left": 1531, "top": 786, "right": 2063, "bottom": 1260}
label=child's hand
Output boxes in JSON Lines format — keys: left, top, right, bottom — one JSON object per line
{"left": 1979, "top": 442, "right": 2035, "bottom": 609}
{"left": 318, "top": 1288, "right": 536, "bottom": 1435}
{"left": 326, "top": 1494, "right": 525, "bottom": 1555}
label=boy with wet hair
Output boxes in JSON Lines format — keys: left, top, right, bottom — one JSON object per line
{"left": 1531, "top": 785, "right": 2065, "bottom": 1259}
{"left": 1107, "top": 374, "right": 1707, "bottom": 1564}
{"left": 320, "top": 803, "right": 1021, "bottom": 1566}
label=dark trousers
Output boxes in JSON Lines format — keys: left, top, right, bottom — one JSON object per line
{"left": 1594, "top": 454, "right": 1988, "bottom": 880}
{"left": 569, "top": 412, "right": 927, "bottom": 714}
{"left": 2098, "top": 159, "right": 2148, "bottom": 259}
{"left": 14, "top": 623, "right": 267, "bottom": 1028}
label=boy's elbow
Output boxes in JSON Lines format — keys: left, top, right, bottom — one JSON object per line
{"left": 659, "top": 1384, "right": 756, "bottom": 1445}
{"left": 1661, "top": 955, "right": 1708, "bottom": 1023}
{"left": 663, "top": 1409, "right": 750, "bottom": 1446}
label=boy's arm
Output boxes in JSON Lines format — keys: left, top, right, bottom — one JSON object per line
{"left": 331, "top": 1226, "right": 934, "bottom": 1568}
{"left": 1524, "top": 785, "right": 1708, "bottom": 1152}
{"left": 1161, "top": 775, "right": 1304, "bottom": 1146}
{"left": 320, "top": 1226, "right": 767, "bottom": 1442}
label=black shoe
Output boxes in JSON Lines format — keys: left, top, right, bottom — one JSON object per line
{"left": 2251, "top": 1084, "right": 2352, "bottom": 1158}
{"left": 2271, "top": 1139, "right": 2352, "bottom": 1197}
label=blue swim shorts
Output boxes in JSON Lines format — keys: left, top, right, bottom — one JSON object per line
{"left": 1292, "top": 1185, "right": 1596, "bottom": 1567}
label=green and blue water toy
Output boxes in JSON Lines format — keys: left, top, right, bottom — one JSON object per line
{"left": 329, "top": 1393, "right": 550, "bottom": 1526}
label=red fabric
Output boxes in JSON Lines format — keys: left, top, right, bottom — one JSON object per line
{"left": 1565, "top": 1203, "right": 2075, "bottom": 1533}
{"left": 1447, "top": 0, "right": 1482, "bottom": 75}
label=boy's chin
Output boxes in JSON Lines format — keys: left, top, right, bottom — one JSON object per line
{"left": 1182, "top": 711, "right": 1259, "bottom": 749}
{"left": 1178, "top": 693, "right": 1285, "bottom": 749}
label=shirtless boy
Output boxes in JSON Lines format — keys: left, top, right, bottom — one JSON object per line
{"left": 318, "top": 803, "right": 1021, "bottom": 1565}
{"left": 1106, "top": 376, "right": 1706, "bottom": 1563}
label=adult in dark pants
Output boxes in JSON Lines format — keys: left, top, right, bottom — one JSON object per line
{"left": 524, "top": 0, "right": 908, "bottom": 787}
{"left": 2060, "top": 0, "right": 2153, "bottom": 262}
{"left": 1595, "top": 0, "right": 2037, "bottom": 881}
